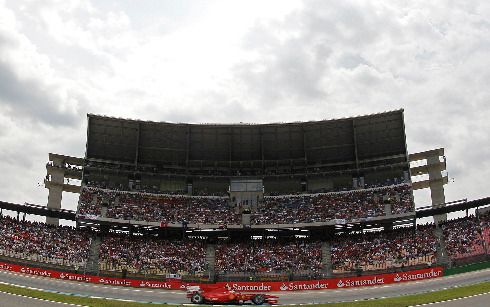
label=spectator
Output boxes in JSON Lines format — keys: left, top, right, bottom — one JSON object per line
{"left": 331, "top": 225, "right": 437, "bottom": 272}
{"left": 78, "top": 186, "right": 240, "bottom": 224}
{"left": 0, "top": 216, "right": 92, "bottom": 267}
{"left": 215, "top": 239, "right": 322, "bottom": 273}
{"left": 442, "top": 215, "right": 485, "bottom": 259}
{"left": 99, "top": 234, "right": 207, "bottom": 275}
{"left": 253, "top": 183, "right": 414, "bottom": 224}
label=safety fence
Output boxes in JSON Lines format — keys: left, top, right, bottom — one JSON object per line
{"left": 0, "top": 259, "right": 443, "bottom": 292}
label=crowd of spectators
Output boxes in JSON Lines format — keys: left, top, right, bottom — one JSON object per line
{"left": 215, "top": 239, "right": 322, "bottom": 273}
{"left": 78, "top": 183, "right": 414, "bottom": 225}
{"left": 78, "top": 186, "right": 240, "bottom": 224}
{"left": 111, "top": 192, "right": 238, "bottom": 224}
{"left": 77, "top": 187, "right": 103, "bottom": 217}
{"left": 331, "top": 225, "right": 438, "bottom": 272}
{"left": 99, "top": 235, "right": 207, "bottom": 275}
{"left": 478, "top": 212, "right": 490, "bottom": 248}
{"left": 442, "top": 215, "right": 486, "bottom": 260}
{"left": 253, "top": 184, "right": 414, "bottom": 224}
{"left": 0, "top": 215, "right": 92, "bottom": 267}
{"left": 3, "top": 211, "right": 490, "bottom": 277}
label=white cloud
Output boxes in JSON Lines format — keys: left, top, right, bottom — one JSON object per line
{"left": 0, "top": 0, "right": 489, "bottom": 223}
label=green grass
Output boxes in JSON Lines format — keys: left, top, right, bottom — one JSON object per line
{"left": 0, "top": 281, "right": 490, "bottom": 307}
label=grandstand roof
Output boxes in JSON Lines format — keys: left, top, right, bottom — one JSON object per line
{"left": 85, "top": 110, "right": 408, "bottom": 171}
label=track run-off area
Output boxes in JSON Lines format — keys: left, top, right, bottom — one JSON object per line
{"left": 0, "top": 268, "right": 490, "bottom": 305}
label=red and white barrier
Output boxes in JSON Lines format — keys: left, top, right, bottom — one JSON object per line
{"left": 0, "top": 261, "right": 443, "bottom": 292}
{"left": 215, "top": 267, "right": 443, "bottom": 291}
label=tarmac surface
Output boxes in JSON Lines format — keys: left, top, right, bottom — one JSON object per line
{"left": 424, "top": 292, "right": 490, "bottom": 307}
{"left": 0, "top": 290, "right": 87, "bottom": 306}
{"left": 0, "top": 268, "right": 489, "bottom": 305}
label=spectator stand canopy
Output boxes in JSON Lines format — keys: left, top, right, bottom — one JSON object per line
{"left": 83, "top": 110, "right": 409, "bottom": 195}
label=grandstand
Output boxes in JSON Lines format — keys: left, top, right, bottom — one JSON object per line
{"left": 83, "top": 110, "right": 409, "bottom": 193}
{"left": 2, "top": 109, "right": 488, "bottom": 286}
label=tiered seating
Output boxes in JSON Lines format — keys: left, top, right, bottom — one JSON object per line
{"left": 77, "top": 187, "right": 103, "bottom": 217}
{"left": 478, "top": 212, "right": 490, "bottom": 250}
{"left": 0, "top": 216, "right": 92, "bottom": 268}
{"left": 79, "top": 184, "right": 414, "bottom": 225}
{"left": 331, "top": 225, "right": 437, "bottom": 273}
{"left": 253, "top": 184, "right": 414, "bottom": 224}
{"left": 215, "top": 240, "right": 322, "bottom": 273}
{"left": 78, "top": 187, "right": 240, "bottom": 224}
{"left": 442, "top": 215, "right": 486, "bottom": 260}
{"left": 5, "top": 202, "right": 490, "bottom": 279}
{"left": 99, "top": 235, "right": 207, "bottom": 275}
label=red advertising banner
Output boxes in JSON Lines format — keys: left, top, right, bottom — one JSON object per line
{"left": 0, "top": 260, "right": 443, "bottom": 292}
{"left": 216, "top": 267, "right": 444, "bottom": 291}
{"left": 0, "top": 261, "right": 184, "bottom": 289}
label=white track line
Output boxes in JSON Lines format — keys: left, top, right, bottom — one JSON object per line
{"left": 0, "top": 280, "right": 170, "bottom": 305}
{"left": 0, "top": 290, "right": 88, "bottom": 307}
{"left": 409, "top": 291, "right": 490, "bottom": 306}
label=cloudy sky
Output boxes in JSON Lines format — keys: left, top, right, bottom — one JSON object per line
{"left": 0, "top": 0, "right": 489, "bottom": 221}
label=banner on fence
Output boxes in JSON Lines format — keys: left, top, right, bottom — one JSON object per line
{"left": 0, "top": 260, "right": 443, "bottom": 292}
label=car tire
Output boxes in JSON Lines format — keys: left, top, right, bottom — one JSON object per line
{"left": 191, "top": 292, "right": 204, "bottom": 304}
{"left": 252, "top": 294, "right": 265, "bottom": 305}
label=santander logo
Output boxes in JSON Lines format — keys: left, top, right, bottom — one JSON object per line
{"left": 337, "top": 280, "right": 345, "bottom": 288}
{"left": 280, "top": 283, "right": 288, "bottom": 291}
{"left": 394, "top": 274, "right": 402, "bottom": 282}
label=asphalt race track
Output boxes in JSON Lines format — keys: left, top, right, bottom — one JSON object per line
{"left": 0, "top": 290, "right": 86, "bottom": 307}
{"left": 421, "top": 292, "right": 490, "bottom": 307}
{"left": 0, "top": 269, "right": 490, "bottom": 305}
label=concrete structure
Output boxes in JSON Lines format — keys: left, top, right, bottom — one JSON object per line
{"left": 45, "top": 153, "right": 83, "bottom": 225}
{"left": 43, "top": 111, "right": 448, "bottom": 229}
{"left": 229, "top": 179, "right": 263, "bottom": 212}
{"left": 84, "top": 110, "right": 410, "bottom": 195}
{"left": 321, "top": 241, "right": 333, "bottom": 277}
{"left": 409, "top": 148, "right": 448, "bottom": 223}
{"left": 206, "top": 244, "right": 216, "bottom": 281}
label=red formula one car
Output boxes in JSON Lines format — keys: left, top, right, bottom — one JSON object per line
{"left": 186, "top": 285, "right": 278, "bottom": 305}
